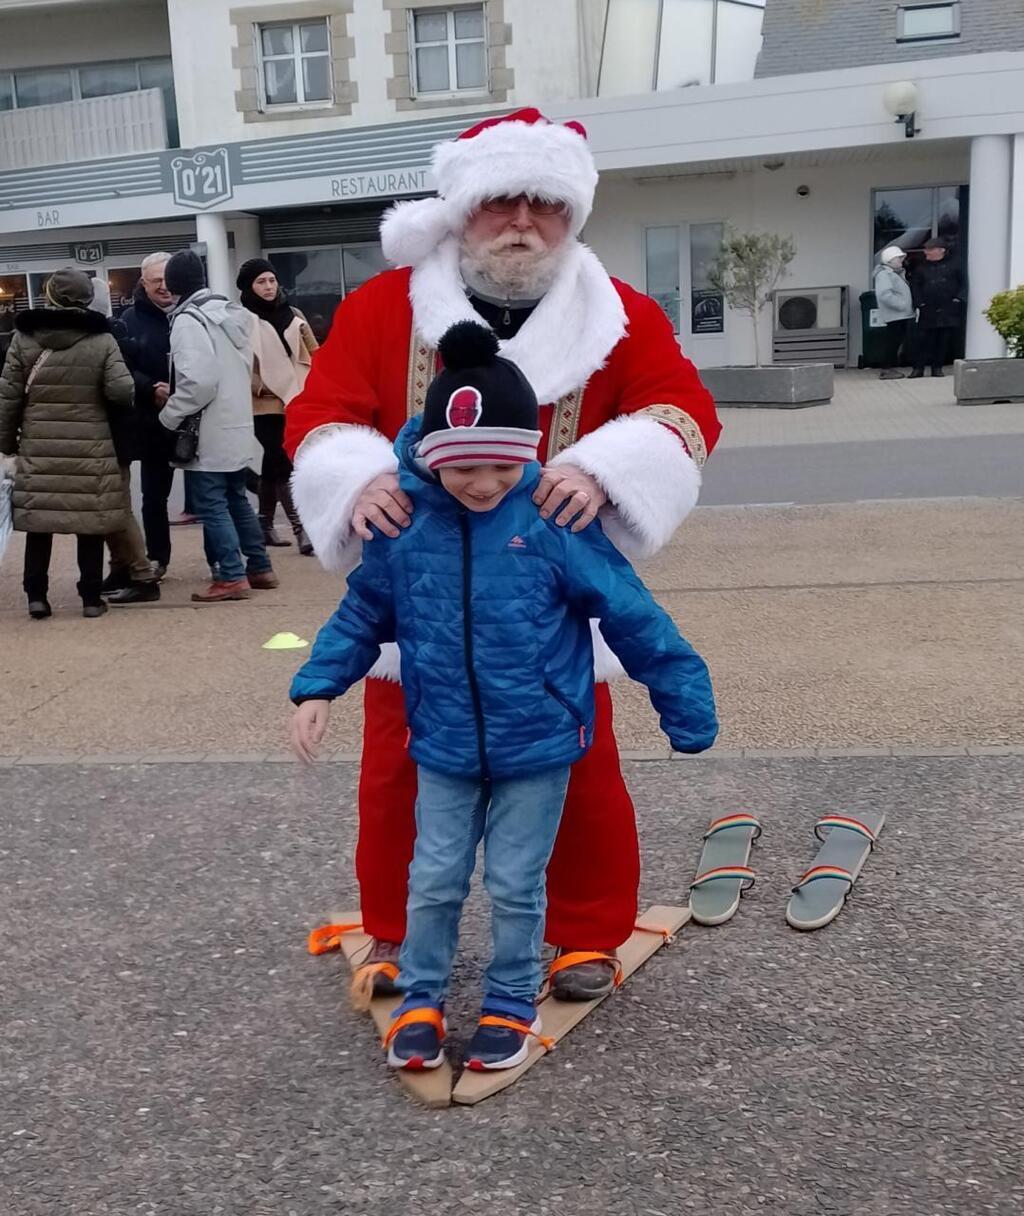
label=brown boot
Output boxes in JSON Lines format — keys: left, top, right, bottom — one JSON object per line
{"left": 354, "top": 938, "right": 402, "bottom": 1002}
{"left": 278, "top": 479, "right": 314, "bottom": 556}
{"left": 258, "top": 478, "right": 291, "bottom": 547}
{"left": 549, "top": 948, "right": 620, "bottom": 1001}
{"left": 247, "top": 570, "right": 280, "bottom": 590}
{"left": 191, "top": 579, "right": 251, "bottom": 602}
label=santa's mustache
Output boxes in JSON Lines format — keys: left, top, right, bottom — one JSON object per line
{"left": 481, "top": 230, "right": 548, "bottom": 255}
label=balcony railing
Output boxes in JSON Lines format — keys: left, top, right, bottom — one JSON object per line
{"left": 0, "top": 87, "right": 167, "bottom": 170}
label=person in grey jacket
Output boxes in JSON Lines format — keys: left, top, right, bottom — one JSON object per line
{"left": 158, "top": 250, "right": 277, "bottom": 602}
{"left": 872, "top": 246, "right": 915, "bottom": 380}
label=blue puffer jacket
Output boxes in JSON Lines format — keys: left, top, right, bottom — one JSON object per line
{"left": 291, "top": 417, "right": 718, "bottom": 780}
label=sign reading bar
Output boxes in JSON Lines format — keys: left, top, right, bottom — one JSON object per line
{"left": 330, "top": 168, "right": 429, "bottom": 201}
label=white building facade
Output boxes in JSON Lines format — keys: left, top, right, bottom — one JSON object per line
{"left": 1, "top": 0, "right": 1022, "bottom": 367}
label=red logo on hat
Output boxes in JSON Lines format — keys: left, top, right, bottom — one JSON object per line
{"left": 446, "top": 386, "right": 483, "bottom": 428}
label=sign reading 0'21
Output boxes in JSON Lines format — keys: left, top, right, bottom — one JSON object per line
{"left": 171, "top": 148, "right": 234, "bottom": 211}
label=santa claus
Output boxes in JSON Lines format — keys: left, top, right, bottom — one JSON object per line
{"left": 285, "top": 108, "right": 721, "bottom": 1002}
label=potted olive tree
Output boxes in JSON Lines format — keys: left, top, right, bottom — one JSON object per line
{"left": 954, "top": 285, "right": 1024, "bottom": 405}
{"left": 700, "top": 229, "right": 834, "bottom": 408}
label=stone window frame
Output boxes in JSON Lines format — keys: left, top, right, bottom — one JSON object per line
{"left": 230, "top": 1, "right": 357, "bottom": 125}
{"left": 383, "top": 0, "right": 513, "bottom": 113}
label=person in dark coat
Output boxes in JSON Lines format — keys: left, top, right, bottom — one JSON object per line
{"left": 0, "top": 269, "right": 134, "bottom": 619}
{"left": 113, "top": 251, "right": 192, "bottom": 584}
{"left": 910, "top": 238, "right": 965, "bottom": 378}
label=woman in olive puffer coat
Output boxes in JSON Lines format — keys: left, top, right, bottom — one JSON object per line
{"left": 0, "top": 269, "right": 134, "bottom": 619}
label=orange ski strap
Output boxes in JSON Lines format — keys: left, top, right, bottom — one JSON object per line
{"left": 477, "top": 1015, "right": 556, "bottom": 1052}
{"left": 547, "top": 951, "right": 623, "bottom": 987}
{"left": 307, "top": 922, "right": 362, "bottom": 955}
{"left": 382, "top": 1006, "right": 445, "bottom": 1049}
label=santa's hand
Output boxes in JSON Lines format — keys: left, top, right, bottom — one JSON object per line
{"left": 352, "top": 472, "right": 413, "bottom": 540}
{"left": 534, "top": 464, "right": 607, "bottom": 532}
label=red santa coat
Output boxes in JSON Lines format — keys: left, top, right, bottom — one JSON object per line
{"left": 285, "top": 241, "right": 720, "bottom": 577}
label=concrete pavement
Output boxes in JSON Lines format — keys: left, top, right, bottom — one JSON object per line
{"left": 2, "top": 755, "right": 1022, "bottom": 1215}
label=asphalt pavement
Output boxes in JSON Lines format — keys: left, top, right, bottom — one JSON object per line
{"left": 3, "top": 756, "right": 1023, "bottom": 1215}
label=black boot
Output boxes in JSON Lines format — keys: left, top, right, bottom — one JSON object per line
{"left": 258, "top": 478, "right": 291, "bottom": 547}
{"left": 909, "top": 368, "right": 925, "bottom": 379}
{"left": 278, "top": 479, "right": 314, "bottom": 556}
{"left": 931, "top": 367, "right": 944, "bottom": 377}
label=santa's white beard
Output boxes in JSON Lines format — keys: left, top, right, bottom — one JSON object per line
{"left": 459, "top": 233, "right": 570, "bottom": 301}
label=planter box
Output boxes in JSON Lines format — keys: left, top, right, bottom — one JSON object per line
{"left": 701, "top": 363, "right": 834, "bottom": 409}
{"left": 953, "top": 357, "right": 1024, "bottom": 406}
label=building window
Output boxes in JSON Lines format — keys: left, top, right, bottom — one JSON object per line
{"left": 646, "top": 227, "right": 681, "bottom": 333}
{"left": 689, "top": 222, "right": 725, "bottom": 335}
{"left": 0, "top": 59, "right": 178, "bottom": 144}
{"left": 897, "top": 2, "right": 960, "bottom": 41}
{"left": 410, "top": 6, "right": 487, "bottom": 96}
{"left": 258, "top": 19, "right": 333, "bottom": 107}
{"left": 264, "top": 244, "right": 388, "bottom": 342}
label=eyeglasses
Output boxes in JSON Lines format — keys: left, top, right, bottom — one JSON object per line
{"left": 480, "top": 195, "right": 568, "bottom": 216}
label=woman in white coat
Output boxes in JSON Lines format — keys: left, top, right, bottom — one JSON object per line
{"left": 237, "top": 258, "right": 318, "bottom": 553}
{"left": 872, "top": 246, "right": 915, "bottom": 380}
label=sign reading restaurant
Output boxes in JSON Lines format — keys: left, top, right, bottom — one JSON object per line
{"left": 329, "top": 168, "right": 429, "bottom": 200}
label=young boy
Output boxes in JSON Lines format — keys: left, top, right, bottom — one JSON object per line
{"left": 290, "top": 321, "right": 717, "bottom": 1072}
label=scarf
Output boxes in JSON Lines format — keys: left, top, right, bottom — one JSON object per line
{"left": 240, "top": 288, "right": 295, "bottom": 355}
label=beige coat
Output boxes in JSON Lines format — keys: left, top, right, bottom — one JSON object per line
{"left": 250, "top": 310, "right": 317, "bottom": 416}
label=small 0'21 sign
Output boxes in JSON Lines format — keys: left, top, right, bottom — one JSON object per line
{"left": 171, "top": 148, "right": 233, "bottom": 211}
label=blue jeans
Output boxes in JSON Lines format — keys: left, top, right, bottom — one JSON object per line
{"left": 186, "top": 469, "right": 271, "bottom": 583}
{"left": 397, "top": 767, "right": 570, "bottom": 1008}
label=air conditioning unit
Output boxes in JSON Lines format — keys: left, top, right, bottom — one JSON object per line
{"left": 772, "top": 285, "right": 849, "bottom": 368}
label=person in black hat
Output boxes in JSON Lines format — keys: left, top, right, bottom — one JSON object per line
{"left": 910, "top": 238, "right": 964, "bottom": 378}
{"left": 236, "top": 258, "right": 317, "bottom": 554}
{"left": 288, "top": 320, "right": 717, "bottom": 1074}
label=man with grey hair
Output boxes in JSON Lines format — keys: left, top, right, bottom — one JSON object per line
{"left": 104, "top": 251, "right": 183, "bottom": 597}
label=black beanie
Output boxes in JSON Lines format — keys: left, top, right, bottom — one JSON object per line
{"left": 236, "top": 257, "right": 276, "bottom": 293}
{"left": 418, "top": 322, "right": 541, "bottom": 471}
{"left": 164, "top": 250, "right": 206, "bottom": 301}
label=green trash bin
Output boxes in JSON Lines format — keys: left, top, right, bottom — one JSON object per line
{"left": 858, "top": 291, "right": 891, "bottom": 369}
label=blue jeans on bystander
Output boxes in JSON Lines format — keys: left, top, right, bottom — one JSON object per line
{"left": 396, "top": 765, "right": 570, "bottom": 1012}
{"left": 186, "top": 469, "right": 272, "bottom": 583}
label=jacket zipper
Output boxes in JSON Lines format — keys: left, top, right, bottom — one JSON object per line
{"left": 459, "top": 508, "right": 490, "bottom": 779}
{"left": 544, "top": 681, "right": 589, "bottom": 750}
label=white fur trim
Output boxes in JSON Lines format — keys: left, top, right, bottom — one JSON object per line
{"left": 290, "top": 425, "right": 398, "bottom": 573}
{"left": 367, "top": 642, "right": 402, "bottom": 683}
{"left": 409, "top": 239, "right": 626, "bottom": 406}
{"left": 433, "top": 118, "right": 597, "bottom": 235}
{"left": 381, "top": 197, "right": 453, "bottom": 270}
{"left": 552, "top": 415, "right": 702, "bottom": 560}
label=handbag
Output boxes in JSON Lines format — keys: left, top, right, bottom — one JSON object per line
{"left": 170, "top": 411, "right": 202, "bottom": 466}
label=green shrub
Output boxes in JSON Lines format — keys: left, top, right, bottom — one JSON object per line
{"left": 984, "top": 285, "right": 1024, "bottom": 358}
{"left": 708, "top": 230, "right": 796, "bottom": 366}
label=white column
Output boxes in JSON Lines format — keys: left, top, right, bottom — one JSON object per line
{"left": 1010, "top": 134, "right": 1024, "bottom": 289}
{"left": 195, "top": 211, "right": 232, "bottom": 297}
{"left": 231, "top": 215, "right": 263, "bottom": 277}
{"left": 965, "top": 135, "right": 1013, "bottom": 359}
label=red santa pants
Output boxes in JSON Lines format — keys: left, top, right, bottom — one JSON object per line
{"left": 355, "top": 678, "right": 641, "bottom": 950}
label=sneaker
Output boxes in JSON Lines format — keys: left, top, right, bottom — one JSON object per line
{"left": 106, "top": 582, "right": 161, "bottom": 605}
{"left": 247, "top": 571, "right": 280, "bottom": 590}
{"left": 191, "top": 579, "right": 251, "bottom": 602}
{"left": 549, "top": 949, "right": 620, "bottom": 1002}
{"left": 82, "top": 602, "right": 109, "bottom": 619}
{"left": 152, "top": 563, "right": 168, "bottom": 582}
{"left": 465, "top": 1008, "right": 542, "bottom": 1071}
{"left": 385, "top": 1004, "right": 446, "bottom": 1071}
{"left": 27, "top": 598, "right": 52, "bottom": 620}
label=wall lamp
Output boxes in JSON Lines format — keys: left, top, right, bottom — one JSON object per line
{"left": 883, "top": 81, "right": 921, "bottom": 138}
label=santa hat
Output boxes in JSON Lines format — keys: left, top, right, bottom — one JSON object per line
{"left": 417, "top": 321, "right": 541, "bottom": 472}
{"left": 381, "top": 108, "right": 598, "bottom": 268}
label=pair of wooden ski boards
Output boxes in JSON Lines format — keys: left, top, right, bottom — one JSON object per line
{"left": 315, "top": 811, "right": 883, "bottom": 1108}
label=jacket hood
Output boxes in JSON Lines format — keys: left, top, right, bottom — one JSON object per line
{"left": 15, "top": 307, "right": 110, "bottom": 349}
{"left": 173, "top": 289, "right": 251, "bottom": 353}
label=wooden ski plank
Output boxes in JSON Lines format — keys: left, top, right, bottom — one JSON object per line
{"left": 451, "top": 903, "right": 691, "bottom": 1106}
{"left": 334, "top": 912, "right": 453, "bottom": 1110}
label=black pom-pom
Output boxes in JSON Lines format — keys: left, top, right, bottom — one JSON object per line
{"left": 438, "top": 320, "right": 500, "bottom": 371}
